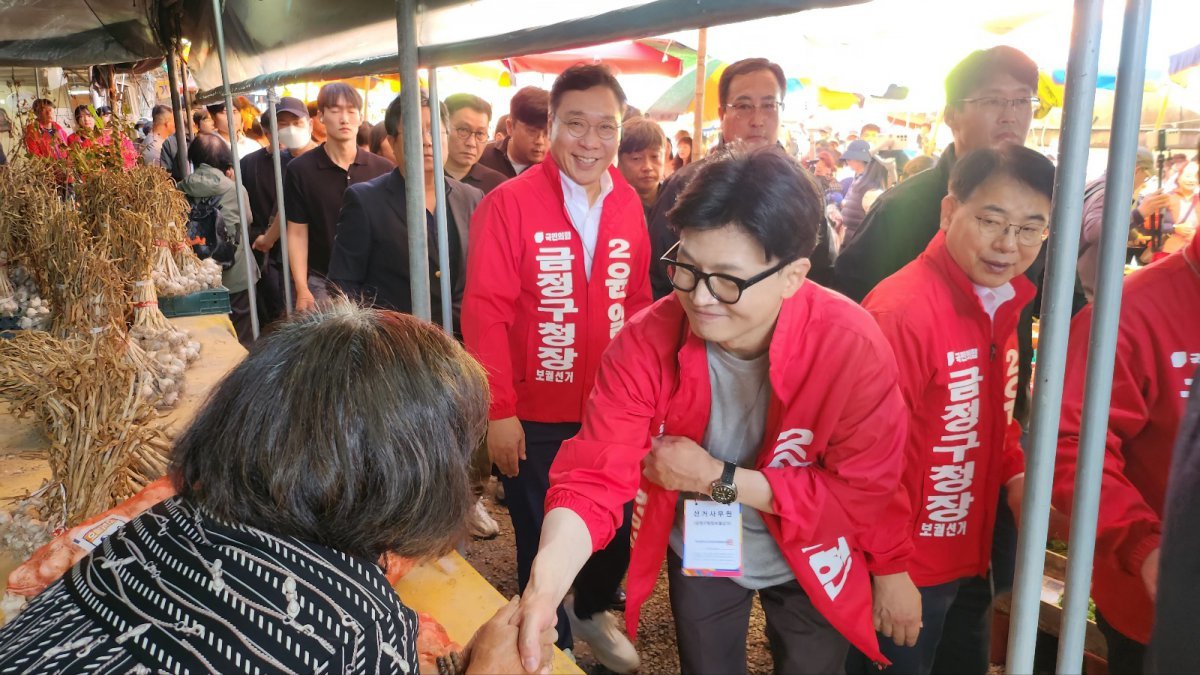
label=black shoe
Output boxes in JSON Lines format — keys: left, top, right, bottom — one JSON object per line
{"left": 611, "top": 587, "right": 626, "bottom": 612}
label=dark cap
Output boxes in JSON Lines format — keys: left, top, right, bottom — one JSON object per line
{"left": 206, "top": 102, "right": 226, "bottom": 115}
{"left": 841, "top": 139, "right": 872, "bottom": 163}
{"left": 276, "top": 96, "right": 307, "bottom": 119}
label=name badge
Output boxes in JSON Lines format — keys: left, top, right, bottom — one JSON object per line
{"left": 681, "top": 499, "right": 742, "bottom": 577}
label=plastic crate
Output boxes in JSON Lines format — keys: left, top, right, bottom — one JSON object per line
{"left": 159, "top": 287, "right": 231, "bottom": 318}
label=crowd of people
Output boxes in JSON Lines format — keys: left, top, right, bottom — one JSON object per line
{"left": 0, "top": 41, "right": 1198, "bottom": 675}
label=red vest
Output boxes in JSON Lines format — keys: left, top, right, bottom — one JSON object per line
{"left": 546, "top": 285, "right": 908, "bottom": 663}
{"left": 462, "top": 156, "right": 652, "bottom": 423}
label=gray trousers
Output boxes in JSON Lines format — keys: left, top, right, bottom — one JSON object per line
{"left": 667, "top": 551, "right": 849, "bottom": 674}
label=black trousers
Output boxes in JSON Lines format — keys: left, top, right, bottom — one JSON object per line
{"left": 667, "top": 551, "right": 848, "bottom": 674}
{"left": 846, "top": 574, "right": 992, "bottom": 675}
{"left": 228, "top": 289, "right": 254, "bottom": 349}
{"left": 499, "top": 420, "right": 632, "bottom": 650}
{"left": 1096, "top": 610, "right": 1147, "bottom": 675}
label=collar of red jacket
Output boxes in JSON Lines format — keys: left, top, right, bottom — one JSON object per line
{"left": 921, "top": 229, "right": 1037, "bottom": 320}
{"left": 671, "top": 281, "right": 819, "bottom": 401}
{"left": 535, "top": 152, "right": 626, "bottom": 206}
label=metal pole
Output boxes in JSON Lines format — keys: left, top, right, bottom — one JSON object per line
{"left": 428, "top": 68, "right": 453, "bottom": 333}
{"left": 267, "top": 88, "right": 294, "bottom": 315}
{"left": 692, "top": 27, "right": 706, "bottom": 159}
{"left": 166, "top": 44, "right": 190, "bottom": 179}
{"left": 1005, "top": 0, "right": 1103, "bottom": 671}
{"left": 211, "top": 0, "right": 260, "bottom": 339}
{"left": 1056, "top": 0, "right": 1153, "bottom": 671}
{"left": 397, "top": 0, "right": 431, "bottom": 320}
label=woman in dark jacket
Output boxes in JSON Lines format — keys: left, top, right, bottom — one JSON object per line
{"left": 0, "top": 301, "right": 550, "bottom": 674}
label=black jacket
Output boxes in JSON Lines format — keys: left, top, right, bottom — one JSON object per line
{"left": 646, "top": 151, "right": 839, "bottom": 299}
{"left": 328, "top": 169, "right": 483, "bottom": 333}
{"left": 1150, "top": 376, "right": 1200, "bottom": 674}
{"left": 833, "top": 144, "right": 958, "bottom": 303}
{"left": 476, "top": 138, "right": 517, "bottom": 179}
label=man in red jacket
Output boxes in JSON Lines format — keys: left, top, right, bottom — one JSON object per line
{"left": 1052, "top": 232, "right": 1200, "bottom": 674}
{"left": 510, "top": 147, "right": 907, "bottom": 674}
{"left": 853, "top": 144, "right": 1054, "bottom": 674}
{"left": 462, "top": 63, "right": 651, "bottom": 672}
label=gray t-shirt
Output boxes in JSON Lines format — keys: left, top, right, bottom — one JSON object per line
{"left": 669, "top": 342, "right": 795, "bottom": 589}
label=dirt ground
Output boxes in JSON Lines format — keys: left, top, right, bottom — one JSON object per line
{"left": 463, "top": 487, "right": 1013, "bottom": 675}
{"left": 463, "top": 485, "right": 774, "bottom": 674}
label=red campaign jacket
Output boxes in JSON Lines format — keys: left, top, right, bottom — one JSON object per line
{"left": 462, "top": 155, "right": 652, "bottom": 422}
{"left": 1052, "top": 235, "right": 1200, "bottom": 644}
{"left": 545, "top": 284, "right": 908, "bottom": 663}
{"left": 24, "top": 122, "right": 68, "bottom": 159}
{"left": 861, "top": 231, "right": 1031, "bottom": 587}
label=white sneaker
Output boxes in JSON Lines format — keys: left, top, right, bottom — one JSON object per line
{"left": 467, "top": 498, "right": 500, "bottom": 540}
{"left": 565, "top": 596, "right": 640, "bottom": 673}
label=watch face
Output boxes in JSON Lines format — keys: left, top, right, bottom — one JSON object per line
{"left": 711, "top": 483, "right": 737, "bottom": 505}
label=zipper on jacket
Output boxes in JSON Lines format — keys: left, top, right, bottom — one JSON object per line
{"left": 990, "top": 344, "right": 996, "bottom": 361}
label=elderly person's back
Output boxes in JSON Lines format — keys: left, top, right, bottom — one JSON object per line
{"left": 0, "top": 303, "right": 535, "bottom": 673}
{"left": 178, "top": 132, "right": 259, "bottom": 346}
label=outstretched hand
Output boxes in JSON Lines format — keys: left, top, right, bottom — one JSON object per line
{"left": 463, "top": 596, "right": 556, "bottom": 674}
{"left": 513, "top": 591, "right": 561, "bottom": 674}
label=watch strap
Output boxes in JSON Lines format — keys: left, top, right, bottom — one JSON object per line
{"left": 721, "top": 461, "right": 737, "bottom": 485}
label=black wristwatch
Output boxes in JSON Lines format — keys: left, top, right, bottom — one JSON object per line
{"left": 709, "top": 461, "right": 738, "bottom": 505}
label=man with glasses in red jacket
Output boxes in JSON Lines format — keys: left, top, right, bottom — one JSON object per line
{"left": 463, "top": 64, "right": 651, "bottom": 672}
{"left": 510, "top": 147, "right": 907, "bottom": 674}
{"left": 850, "top": 144, "right": 1053, "bottom": 674}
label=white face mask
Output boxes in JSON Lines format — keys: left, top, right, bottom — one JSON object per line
{"left": 277, "top": 124, "right": 312, "bottom": 151}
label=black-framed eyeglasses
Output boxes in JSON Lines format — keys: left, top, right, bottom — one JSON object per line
{"left": 453, "top": 126, "right": 489, "bottom": 143}
{"left": 974, "top": 215, "right": 1049, "bottom": 247}
{"left": 660, "top": 242, "right": 794, "bottom": 304}
{"left": 724, "top": 100, "right": 784, "bottom": 118}
{"left": 556, "top": 116, "right": 619, "bottom": 141}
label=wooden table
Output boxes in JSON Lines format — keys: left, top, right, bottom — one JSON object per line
{"left": 396, "top": 554, "right": 582, "bottom": 674}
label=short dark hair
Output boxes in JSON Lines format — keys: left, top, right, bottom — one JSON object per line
{"left": 718, "top": 58, "right": 786, "bottom": 107}
{"left": 171, "top": 301, "right": 489, "bottom": 562}
{"left": 445, "top": 93, "right": 492, "bottom": 120}
{"left": 384, "top": 91, "right": 450, "bottom": 138}
{"left": 550, "top": 64, "right": 627, "bottom": 116}
{"left": 33, "top": 98, "right": 54, "bottom": 114}
{"left": 619, "top": 117, "right": 667, "bottom": 156}
{"left": 494, "top": 113, "right": 509, "bottom": 134}
{"left": 187, "top": 132, "right": 233, "bottom": 172}
{"left": 945, "top": 46, "right": 1038, "bottom": 107}
{"left": 151, "top": 105, "right": 173, "bottom": 129}
{"left": 192, "top": 108, "right": 210, "bottom": 129}
{"left": 317, "top": 82, "right": 363, "bottom": 112}
{"left": 508, "top": 86, "right": 549, "bottom": 128}
{"left": 306, "top": 100, "right": 319, "bottom": 118}
{"left": 369, "top": 121, "right": 389, "bottom": 155}
{"left": 669, "top": 146, "right": 823, "bottom": 262}
{"left": 949, "top": 143, "right": 1055, "bottom": 204}
{"left": 73, "top": 104, "right": 92, "bottom": 123}
{"left": 861, "top": 123, "right": 881, "bottom": 135}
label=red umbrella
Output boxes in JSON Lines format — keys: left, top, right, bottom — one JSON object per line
{"left": 504, "top": 40, "right": 683, "bottom": 77}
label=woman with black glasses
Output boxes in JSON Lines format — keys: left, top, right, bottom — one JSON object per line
{"left": 511, "top": 146, "right": 909, "bottom": 674}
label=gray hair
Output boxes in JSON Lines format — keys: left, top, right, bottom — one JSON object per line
{"left": 171, "top": 300, "right": 489, "bottom": 562}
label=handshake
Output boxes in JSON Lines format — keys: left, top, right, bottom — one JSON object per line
{"left": 447, "top": 595, "right": 559, "bottom": 675}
